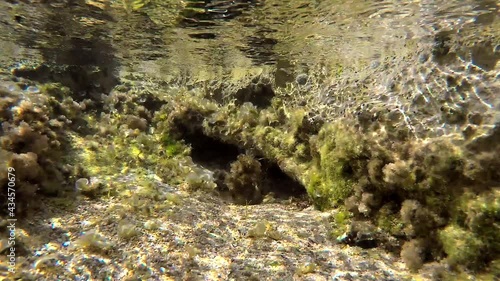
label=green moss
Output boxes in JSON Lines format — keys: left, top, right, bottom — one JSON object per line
{"left": 330, "top": 208, "right": 352, "bottom": 238}
{"left": 376, "top": 204, "right": 404, "bottom": 236}
{"left": 117, "top": 221, "right": 140, "bottom": 240}
{"left": 165, "top": 141, "right": 185, "bottom": 157}
{"left": 464, "top": 190, "right": 500, "bottom": 238}
{"left": 306, "top": 122, "right": 366, "bottom": 209}
{"left": 71, "top": 230, "right": 113, "bottom": 253}
{"left": 439, "top": 224, "right": 485, "bottom": 267}
{"left": 455, "top": 190, "right": 500, "bottom": 267}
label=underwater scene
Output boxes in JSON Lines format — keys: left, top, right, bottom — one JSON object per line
{"left": 0, "top": 0, "right": 499, "bottom": 280}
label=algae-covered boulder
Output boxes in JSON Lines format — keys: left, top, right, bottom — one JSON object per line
{"left": 438, "top": 190, "right": 500, "bottom": 269}
{"left": 0, "top": 83, "right": 84, "bottom": 214}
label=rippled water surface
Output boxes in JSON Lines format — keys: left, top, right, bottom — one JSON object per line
{"left": 1, "top": 0, "right": 497, "bottom": 70}
{"left": 0, "top": 0, "right": 499, "bottom": 135}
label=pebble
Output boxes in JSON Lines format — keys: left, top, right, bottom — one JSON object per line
{"left": 332, "top": 272, "right": 352, "bottom": 280}
{"left": 25, "top": 85, "right": 40, "bottom": 93}
{"left": 45, "top": 242, "right": 59, "bottom": 252}
{"left": 370, "top": 61, "right": 380, "bottom": 69}
{"left": 296, "top": 73, "right": 308, "bottom": 85}
{"left": 50, "top": 218, "right": 62, "bottom": 229}
{"left": 7, "top": 84, "right": 18, "bottom": 92}
{"left": 418, "top": 53, "right": 429, "bottom": 63}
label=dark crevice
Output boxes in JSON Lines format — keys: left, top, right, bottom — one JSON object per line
{"left": 186, "top": 131, "right": 242, "bottom": 170}
{"left": 172, "top": 118, "right": 308, "bottom": 204}
{"left": 259, "top": 159, "right": 308, "bottom": 200}
{"left": 234, "top": 79, "right": 275, "bottom": 108}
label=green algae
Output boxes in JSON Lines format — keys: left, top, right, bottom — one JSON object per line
{"left": 306, "top": 122, "right": 368, "bottom": 209}
{"left": 151, "top": 78, "right": 500, "bottom": 274}
{"left": 439, "top": 224, "right": 485, "bottom": 268}
{"left": 330, "top": 208, "right": 352, "bottom": 238}
{"left": 438, "top": 190, "right": 500, "bottom": 269}
{"left": 71, "top": 230, "right": 113, "bottom": 253}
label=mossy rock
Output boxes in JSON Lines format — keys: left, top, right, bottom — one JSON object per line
{"left": 439, "top": 224, "right": 485, "bottom": 268}
{"left": 306, "top": 122, "right": 368, "bottom": 209}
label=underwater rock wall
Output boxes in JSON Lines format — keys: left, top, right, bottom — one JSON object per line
{"left": 157, "top": 24, "right": 500, "bottom": 272}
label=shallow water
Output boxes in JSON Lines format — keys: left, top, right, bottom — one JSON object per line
{"left": 1, "top": 0, "right": 498, "bottom": 138}
{"left": 0, "top": 0, "right": 499, "bottom": 279}
{"left": 1, "top": 0, "right": 498, "bottom": 73}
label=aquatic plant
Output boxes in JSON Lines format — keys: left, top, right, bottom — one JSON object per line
{"left": 71, "top": 230, "right": 113, "bottom": 253}
{"left": 225, "top": 154, "right": 263, "bottom": 204}
{"left": 117, "top": 221, "right": 140, "bottom": 240}
{"left": 306, "top": 122, "right": 368, "bottom": 210}
{"left": 400, "top": 239, "right": 425, "bottom": 272}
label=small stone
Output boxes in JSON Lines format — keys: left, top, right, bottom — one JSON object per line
{"left": 297, "top": 261, "right": 317, "bottom": 275}
{"left": 247, "top": 221, "right": 268, "bottom": 238}
{"left": 418, "top": 53, "right": 429, "bottom": 63}
{"left": 50, "top": 218, "right": 62, "bottom": 229}
{"left": 295, "top": 73, "right": 308, "bottom": 85}
{"left": 45, "top": 242, "right": 59, "bottom": 252}
{"left": 144, "top": 219, "right": 160, "bottom": 230}
{"left": 25, "top": 86, "right": 40, "bottom": 93}
{"left": 370, "top": 61, "right": 380, "bottom": 69}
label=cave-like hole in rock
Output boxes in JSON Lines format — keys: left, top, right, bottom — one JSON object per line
{"left": 182, "top": 129, "right": 242, "bottom": 170}
{"left": 259, "top": 159, "right": 308, "bottom": 201}
{"left": 178, "top": 126, "right": 308, "bottom": 204}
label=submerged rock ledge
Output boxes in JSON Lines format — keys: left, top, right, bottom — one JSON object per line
{"left": 0, "top": 0, "right": 499, "bottom": 279}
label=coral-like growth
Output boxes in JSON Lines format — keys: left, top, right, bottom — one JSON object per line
{"left": 0, "top": 83, "right": 85, "bottom": 215}
{"left": 225, "top": 154, "right": 263, "bottom": 204}
{"left": 401, "top": 239, "right": 425, "bottom": 272}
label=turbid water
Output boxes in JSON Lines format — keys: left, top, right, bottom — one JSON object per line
{"left": 0, "top": 0, "right": 499, "bottom": 280}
